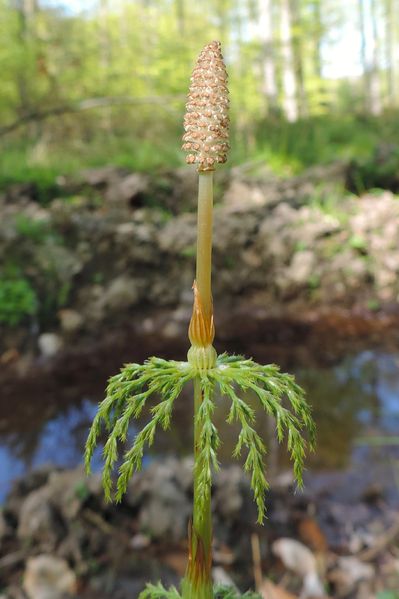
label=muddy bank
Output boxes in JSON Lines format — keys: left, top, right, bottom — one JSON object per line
{"left": 2, "top": 296, "right": 399, "bottom": 394}
{"left": 1, "top": 163, "right": 399, "bottom": 362}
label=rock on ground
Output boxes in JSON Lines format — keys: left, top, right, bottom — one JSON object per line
{"left": 23, "top": 555, "right": 77, "bottom": 599}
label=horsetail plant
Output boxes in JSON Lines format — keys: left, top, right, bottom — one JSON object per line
{"left": 85, "top": 41, "right": 315, "bottom": 599}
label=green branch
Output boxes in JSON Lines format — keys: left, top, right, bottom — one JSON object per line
{"left": 85, "top": 352, "right": 314, "bottom": 525}
{"left": 194, "top": 374, "right": 221, "bottom": 519}
{"left": 84, "top": 357, "right": 193, "bottom": 501}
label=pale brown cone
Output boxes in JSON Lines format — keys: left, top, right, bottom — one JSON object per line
{"left": 182, "top": 41, "right": 230, "bottom": 171}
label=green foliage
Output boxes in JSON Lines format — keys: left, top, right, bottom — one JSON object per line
{"left": 138, "top": 583, "right": 261, "bottom": 599}
{"left": 347, "top": 146, "right": 399, "bottom": 195}
{"left": 309, "top": 186, "right": 351, "bottom": 224}
{"left": 74, "top": 481, "right": 90, "bottom": 502}
{"left": 180, "top": 245, "right": 197, "bottom": 259}
{"left": 0, "top": 146, "right": 63, "bottom": 204}
{"left": 349, "top": 234, "right": 367, "bottom": 252}
{"left": 85, "top": 353, "right": 314, "bottom": 525}
{"left": 0, "top": 138, "right": 182, "bottom": 196}
{"left": 214, "top": 586, "right": 261, "bottom": 599}
{"left": 85, "top": 357, "right": 193, "bottom": 501}
{"left": 0, "top": 277, "right": 38, "bottom": 326}
{"left": 366, "top": 298, "right": 381, "bottom": 311}
{"left": 193, "top": 375, "right": 221, "bottom": 519}
{"left": 139, "top": 583, "right": 181, "bottom": 599}
{"left": 4, "top": 112, "right": 399, "bottom": 186}
{"left": 308, "top": 274, "right": 320, "bottom": 290}
{"left": 210, "top": 354, "right": 315, "bottom": 523}
{"left": 253, "top": 113, "right": 399, "bottom": 176}
{"left": 14, "top": 215, "right": 59, "bottom": 243}
{"left": 1, "top": 212, "right": 73, "bottom": 329}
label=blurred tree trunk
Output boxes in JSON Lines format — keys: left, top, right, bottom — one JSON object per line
{"left": 359, "top": 0, "right": 371, "bottom": 112}
{"left": 215, "top": 0, "right": 230, "bottom": 44}
{"left": 15, "top": 0, "right": 37, "bottom": 113}
{"left": 313, "top": 0, "right": 323, "bottom": 79}
{"left": 291, "top": 0, "right": 307, "bottom": 116}
{"left": 175, "top": 0, "right": 185, "bottom": 35}
{"left": 369, "top": 0, "right": 382, "bottom": 114}
{"left": 258, "top": 0, "right": 278, "bottom": 114}
{"left": 280, "top": 0, "right": 298, "bottom": 121}
{"left": 384, "top": 0, "right": 395, "bottom": 105}
{"left": 99, "top": 0, "right": 110, "bottom": 70}
{"left": 312, "top": 0, "right": 325, "bottom": 109}
{"left": 98, "top": 0, "right": 112, "bottom": 133}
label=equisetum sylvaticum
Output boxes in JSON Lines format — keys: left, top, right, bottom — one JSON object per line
{"left": 85, "top": 41, "right": 315, "bottom": 599}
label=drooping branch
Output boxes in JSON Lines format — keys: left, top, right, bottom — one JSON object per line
{"left": 0, "top": 95, "right": 184, "bottom": 137}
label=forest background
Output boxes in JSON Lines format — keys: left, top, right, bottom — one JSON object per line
{"left": 1, "top": 0, "right": 399, "bottom": 190}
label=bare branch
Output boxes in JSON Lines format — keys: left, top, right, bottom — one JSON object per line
{"left": 0, "top": 95, "right": 184, "bottom": 136}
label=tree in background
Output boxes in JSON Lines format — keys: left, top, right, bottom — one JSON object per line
{"left": 369, "top": 0, "right": 382, "bottom": 114}
{"left": 258, "top": 0, "right": 279, "bottom": 114}
{"left": 1, "top": 0, "right": 399, "bottom": 173}
{"left": 384, "top": 0, "right": 395, "bottom": 106}
{"left": 279, "top": 0, "right": 299, "bottom": 121}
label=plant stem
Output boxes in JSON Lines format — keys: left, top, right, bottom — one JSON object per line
{"left": 182, "top": 170, "right": 214, "bottom": 599}
{"left": 182, "top": 378, "right": 213, "bottom": 599}
{"left": 196, "top": 171, "right": 214, "bottom": 319}
{"left": 193, "top": 379, "right": 212, "bottom": 561}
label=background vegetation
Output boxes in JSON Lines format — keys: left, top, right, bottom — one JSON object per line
{"left": 1, "top": 0, "right": 399, "bottom": 185}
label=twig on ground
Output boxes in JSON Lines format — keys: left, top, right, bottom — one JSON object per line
{"left": 251, "top": 533, "right": 263, "bottom": 591}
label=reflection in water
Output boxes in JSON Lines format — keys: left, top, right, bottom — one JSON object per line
{"left": 296, "top": 351, "right": 399, "bottom": 470}
{"left": 0, "top": 350, "right": 399, "bottom": 503}
{"left": 295, "top": 355, "right": 377, "bottom": 469}
{"left": 0, "top": 400, "right": 103, "bottom": 501}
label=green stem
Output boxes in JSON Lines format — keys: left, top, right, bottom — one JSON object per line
{"left": 182, "top": 170, "right": 214, "bottom": 599}
{"left": 196, "top": 171, "right": 214, "bottom": 319}
{"left": 181, "top": 378, "right": 213, "bottom": 599}
{"left": 193, "top": 380, "right": 212, "bottom": 559}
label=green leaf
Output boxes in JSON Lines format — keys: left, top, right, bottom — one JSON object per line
{"left": 139, "top": 582, "right": 181, "bottom": 599}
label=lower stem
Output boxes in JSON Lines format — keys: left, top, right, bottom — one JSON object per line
{"left": 182, "top": 377, "right": 213, "bottom": 599}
